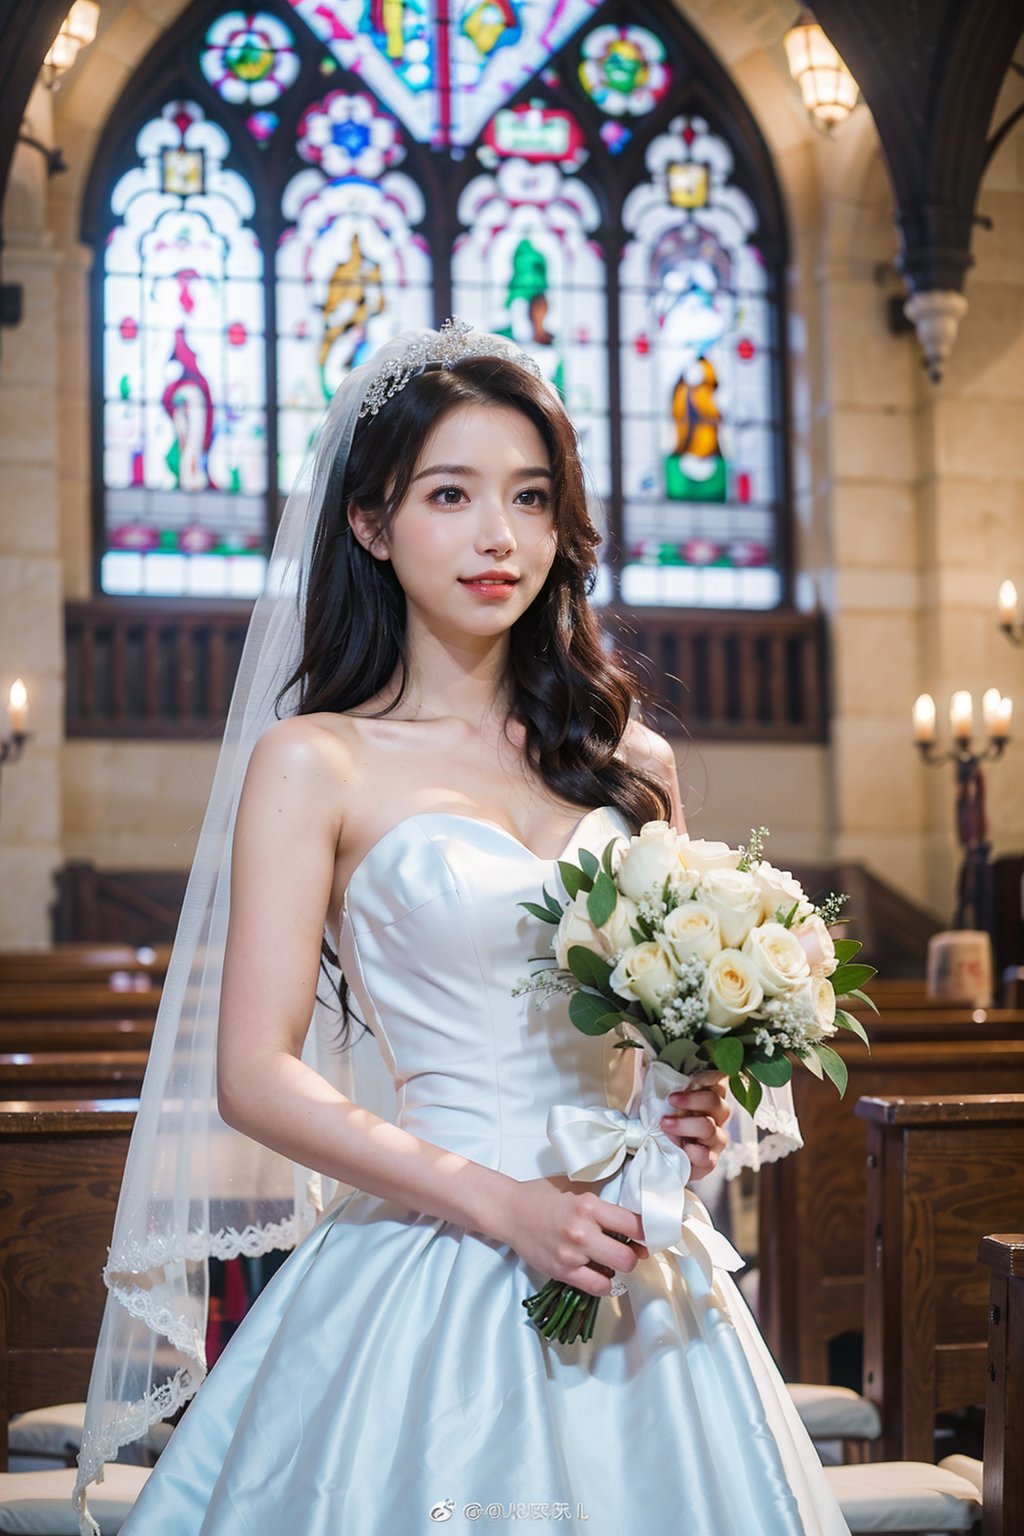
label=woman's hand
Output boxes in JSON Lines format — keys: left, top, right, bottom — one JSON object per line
{"left": 499, "top": 1178, "right": 651, "bottom": 1297}
{"left": 660, "top": 1069, "right": 731, "bottom": 1180}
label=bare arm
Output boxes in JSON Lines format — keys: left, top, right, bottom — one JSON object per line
{"left": 217, "top": 719, "right": 646, "bottom": 1291}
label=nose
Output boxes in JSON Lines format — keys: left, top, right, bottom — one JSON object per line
{"left": 474, "top": 497, "right": 516, "bottom": 557}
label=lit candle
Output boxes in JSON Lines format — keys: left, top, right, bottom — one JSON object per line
{"left": 992, "top": 695, "right": 1013, "bottom": 741}
{"left": 983, "top": 687, "right": 1003, "bottom": 735}
{"left": 949, "top": 690, "right": 974, "bottom": 741}
{"left": 998, "top": 580, "right": 1019, "bottom": 624}
{"left": 912, "top": 692, "right": 936, "bottom": 744}
{"left": 7, "top": 678, "right": 28, "bottom": 735}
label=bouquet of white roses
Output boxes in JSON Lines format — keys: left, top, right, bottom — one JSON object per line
{"left": 514, "top": 821, "right": 875, "bottom": 1345}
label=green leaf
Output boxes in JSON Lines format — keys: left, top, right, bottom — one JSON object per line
{"left": 730, "top": 1072, "right": 763, "bottom": 1117}
{"left": 568, "top": 990, "right": 622, "bottom": 1035}
{"left": 566, "top": 944, "right": 615, "bottom": 995}
{"left": 814, "top": 1042, "right": 849, "bottom": 1097}
{"left": 748, "top": 1054, "right": 793, "bottom": 1087}
{"left": 799, "top": 1048, "right": 824, "bottom": 1080}
{"left": 830, "top": 963, "right": 877, "bottom": 996}
{"left": 847, "top": 987, "right": 880, "bottom": 1016}
{"left": 557, "top": 862, "right": 591, "bottom": 900}
{"left": 587, "top": 871, "right": 618, "bottom": 929}
{"left": 629, "top": 925, "right": 646, "bottom": 946}
{"left": 601, "top": 838, "right": 618, "bottom": 877}
{"left": 706, "top": 1037, "right": 744, "bottom": 1077}
{"left": 519, "top": 901, "right": 560, "bottom": 924}
{"left": 660, "top": 1036, "right": 697, "bottom": 1071}
{"left": 578, "top": 848, "right": 600, "bottom": 881}
{"left": 834, "top": 1009, "right": 871, "bottom": 1049}
{"left": 540, "top": 884, "right": 564, "bottom": 916}
{"left": 832, "top": 939, "right": 863, "bottom": 966}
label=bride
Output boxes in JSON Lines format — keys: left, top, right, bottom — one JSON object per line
{"left": 75, "top": 321, "right": 848, "bottom": 1535}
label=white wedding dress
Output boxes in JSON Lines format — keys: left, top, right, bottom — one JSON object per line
{"left": 117, "top": 806, "right": 849, "bottom": 1536}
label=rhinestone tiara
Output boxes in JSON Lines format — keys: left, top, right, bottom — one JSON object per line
{"left": 356, "top": 317, "right": 546, "bottom": 419}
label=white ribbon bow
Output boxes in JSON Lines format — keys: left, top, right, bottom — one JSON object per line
{"left": 547, "top": 1058, "right": 744, "bottom": 1284}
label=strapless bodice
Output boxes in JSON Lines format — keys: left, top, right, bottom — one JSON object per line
{"left": 337, "top": 806, "right": 638, "bottom": 1179}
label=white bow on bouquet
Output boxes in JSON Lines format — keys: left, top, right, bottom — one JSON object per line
{"left": 547, "top": 1058, "right": 744, "bottom": 1282}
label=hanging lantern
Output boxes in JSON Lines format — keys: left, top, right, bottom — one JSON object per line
{"left": 783, "top": 9, "right": 859, "bottom": 132}
{"left": 43, "top": 2, "right": 101, "bottom": 86}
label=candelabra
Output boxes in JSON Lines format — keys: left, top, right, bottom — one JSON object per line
{"left": 912, "top": 689, "right": 1012, "bottom": 933}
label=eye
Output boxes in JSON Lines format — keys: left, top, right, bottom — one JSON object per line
{"left": 427, "top": 484, "right": 466, "bottom": 507}
{"left": 514, "top": 486, "right": 552, "bottom": 509}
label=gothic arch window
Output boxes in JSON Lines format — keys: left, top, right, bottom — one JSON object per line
{"left": 85, "top": 0, "right": 791, "bottom": 608}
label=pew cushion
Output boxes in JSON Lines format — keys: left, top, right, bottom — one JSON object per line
{"left": 938, "top": 1457, "right": 984, "bottom": 1498}
{"left": 787, "top": 1384, "right": 882, "bottom": 1440}
{"left": 0, "top": 1465, "right": 149, "bottom": 1535}
{"left": 824, "top": 1462, "right": 982, "bottom": 1532}
{"left": 8, "top": 1406, "right": 84, "bottom": 1460}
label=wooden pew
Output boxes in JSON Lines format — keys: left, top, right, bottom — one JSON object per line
{"left": 0, "top": 1019, "right": 154, "bottom": 1053}
{"left": 857, "top": 1095, "right": 1024, "bottom": 1462}
{"left": 0, "top": 945, "right": 170, "bottom": 988}
{"left": 864, "top": 1009, "right": 1023, "bottom": 1043}
{"left": 757, "top": 1039, "right": 1024, "bottom": 1384}
{"left": 979, "top": 1234, "right": 1023, "bottom": 1536}
{"left": 0, "top": 982, "right": 159, "bottom": 1020}
{"left": 0, "top": 1100, "right": 137, "bottom": 1470}
{"left": 0, "top": 1053, "right": 148, "bottom": 1099}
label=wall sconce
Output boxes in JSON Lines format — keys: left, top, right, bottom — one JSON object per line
{"left": 43, "top": 1, "right": 100, "bottom": 89}
{"left": 0, "top": 680, "right": 30, "bottom": 825}
{"left": 783, "top": 8, "right": 860, "bottom": 133}
{"left": 998, "top": 580, "right": 1023, "bottom": 647}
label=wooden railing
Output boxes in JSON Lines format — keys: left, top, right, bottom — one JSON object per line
{"left": 65, "top": 599, "right": 827, "bottom": 743}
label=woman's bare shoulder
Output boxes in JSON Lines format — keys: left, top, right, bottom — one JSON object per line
{"left": 617, "top": 717, "right": 677, "bottom": 777}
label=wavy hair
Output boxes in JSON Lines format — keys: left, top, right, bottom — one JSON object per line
{"left": 279, "top": 355, "right": 672, "bottom": 1043}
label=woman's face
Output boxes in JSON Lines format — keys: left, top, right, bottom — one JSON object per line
{"left": 355, "top": 402, "right": 559, "bottom": 641}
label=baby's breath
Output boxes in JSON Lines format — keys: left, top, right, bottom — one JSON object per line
{"left": 512, "top": 969, "right": 574, "bottom": 1000}
{"left": 814, "top": 891, "right": 850, "bottom": 927}
{"left": 657, "top": 957, "right": 708, "bottom": 1040}
{"left": 736, "top": 825, "right": 770, "bottom": 872}
{"left": 757, "top": 993, "right": 820, "bottom": 1051}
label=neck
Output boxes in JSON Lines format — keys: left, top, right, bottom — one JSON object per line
{"left": 384, "top": 613, "right": 514, "bottom": 727}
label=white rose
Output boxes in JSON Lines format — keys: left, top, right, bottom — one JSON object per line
{"left": 742, "top": 921, "right": 811, "bottom": 996}
{"left": 752, "top": 861, "right": 814, "bottom": 924}
{"left": 660, "top": 901, "right": 722, "bottom": 964}
{"left": 794, "top": 975, "right": 838, "bottom": 1039}
{"left": 699, "top": 868, "right": 763, "bottom": 948}
{"left": 676, "top": 836, "right": 742, "bottom": 877}
{"left": 601, "top": 893, "right": 641, "bottom": 955}
{"left": 553, "top": 891, "right": 605, "bottom": 970}
{"left": 792, "top": 914, "right": 838, "bottom": 977}
{"left": 704, "top": 948, "right": 764, "bottom": 1032}
{"left": 669, "top": 865, "right": 702, "bottom": 902}
{"left": 616, "top": 822, "right": 681, "bottom": 900}
{"left": 609, "top": 941, "right": 677, "bottom": 1013}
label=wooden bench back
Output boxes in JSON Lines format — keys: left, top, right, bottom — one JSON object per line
{"left": 857, "top": 1096, "right": 1024, "bottom": 1462}
{"left": 758, "top": 1039, "right": 1024, "bottom": 1383}
{"left": 980, "top": 1234, "right": 1023, "bottom": 1536}
{"left": 0, "top": 1100, "right": 137, "bottom": 1470}
{"left": 0, "top": 1052, "right": 148, "bottom": 1098}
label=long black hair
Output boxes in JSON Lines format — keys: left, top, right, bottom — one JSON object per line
{"left": 279, "top": 354, "right": 672, "bottom": 1045}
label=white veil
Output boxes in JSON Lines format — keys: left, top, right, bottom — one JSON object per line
{"left": 73, "top": 321, "right": 550, "bottom": 1534}
{"left": 72, "top": 318, "right": 801, "bottom": 1533}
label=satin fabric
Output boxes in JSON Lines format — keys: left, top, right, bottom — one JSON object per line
{"left": 117, "top": 807, "right": 849, "bottom": 1536}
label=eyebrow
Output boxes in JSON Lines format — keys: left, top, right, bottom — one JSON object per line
{"left": 411, "top": 463, "right": 553, "bottom": 483}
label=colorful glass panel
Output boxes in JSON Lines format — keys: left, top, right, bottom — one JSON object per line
{"left": 619, "top": 115, "right": 781, "bottom": 608}
{"left": 578, "top": 24, "right": 670, "bottom": 117}
{"left": 200, "top": 11, "right": 300, "bottom": 106}
{"left": 102, "top": 101, "right": 267, "bottom": 597}
{"left": 287, "top": 0, "right": 601, "bottom": 146}
{"left": 276, "top": 91, "right": 432, "bottom": 489}
{"left": 453, "top": 156, "right": 612, "bottom": 564}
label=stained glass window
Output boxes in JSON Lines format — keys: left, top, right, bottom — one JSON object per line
{"left": 619, "top": 115, "right": 782, "bottom": 607}
{"left": 95, "top": 2, "right": 788, "bottom": 609}
{"left": 101, "top": 101, "right": 267, "bottom": 598}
